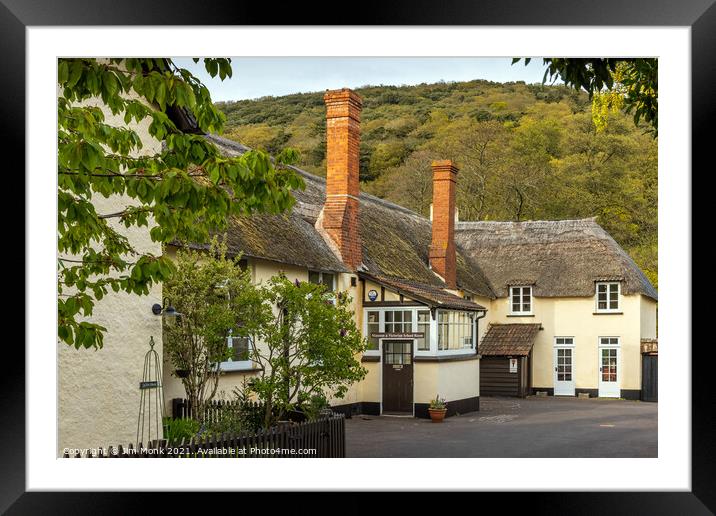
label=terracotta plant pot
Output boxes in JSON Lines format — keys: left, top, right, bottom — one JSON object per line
{"left": 428, "top": 408, "right": 447, "bottom": 423}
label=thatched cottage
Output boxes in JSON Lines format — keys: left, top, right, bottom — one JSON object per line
{"left": 163, "top": 88, "right": 658, "bottom": 417}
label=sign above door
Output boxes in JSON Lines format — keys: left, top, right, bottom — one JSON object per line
{"left": 370, "top": 332, "right": 424, "bottom": 339}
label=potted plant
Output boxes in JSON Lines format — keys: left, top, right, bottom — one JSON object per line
{"left": 428, "top": 395, "right": 447, "bottom": 423}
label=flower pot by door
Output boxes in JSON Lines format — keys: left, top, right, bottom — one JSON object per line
{"left": 428, "top": 408, "right": 447, "bottom": 423}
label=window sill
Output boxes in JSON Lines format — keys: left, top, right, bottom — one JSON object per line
{"left": 507, "top": 314, "right": 535, "bottom": 317}
{"left": 593, "top": 311, "right": 623, "bottom": 315}
{"left": 219, "top": 362, "right": 263, "bottom": 373}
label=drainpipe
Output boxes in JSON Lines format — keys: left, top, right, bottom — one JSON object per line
{"left": 474, "top": 310, "right": 487, "bottom": 355}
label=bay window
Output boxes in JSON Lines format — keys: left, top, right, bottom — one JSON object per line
{"left": 366, "top": 310, "right": 380, "bottom": 350}
{"left": 437, "top": 310, "right": 474, "bottom": 351}
{"left": 384, "top": 309, "right": 412, "bottom": 333}
{"left": 416, "top": 310, "right": 431, "bottom": 351}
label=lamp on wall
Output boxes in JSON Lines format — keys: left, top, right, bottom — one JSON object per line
{"left": 151, "top": 298, "right": 181, "bottom": 326}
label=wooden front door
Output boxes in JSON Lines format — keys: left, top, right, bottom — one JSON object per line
{"left": 382, "top": 340, "right": 414, "bottom": 414}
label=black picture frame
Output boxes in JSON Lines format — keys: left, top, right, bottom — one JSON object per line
{"left": 5, "top": 0, "right": 709, "bottom": 512}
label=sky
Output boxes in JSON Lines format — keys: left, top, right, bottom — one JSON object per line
{"left": 172, "top": 57, "right": 555, "bottom": 102}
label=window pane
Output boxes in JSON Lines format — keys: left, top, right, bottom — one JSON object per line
{"left": 418, "top": 311, "right": 430, "bottom": 322}
{"left": 598, "top": 284, "right": 607, "bottom": 293}
{"left": 609, "top": 283, "right": 618, "bottom": 293}
{"left": 232, "top": 337, "right": 250, "bottom": 361}
{"left": 385, "top": 311, "right": 393, "bottom": 323}
{"left": 522, "top": 287, "right": 531, "bottom": 298}
{"left": 308, "top": 271, "right": 320, "bottom": 284}
{"left": 523, "top": 302, "right": 531, "bottom": 312}
{"left": 598, "top": 301, "right": 607, "bottom": 310}
{"left": 368, "top": 311, "right": 379, "bottom": 323}
{"left": 403, "top": 311, "right": 412, "bottom": 324}
{"left": 393, "top": 311, "right": 402, "bottom": 323}
{"left": 512, "top": 303, "right": 521, "bottom": 312}
{"left": 322, "top": 273, "right": 334, "bottom": 291}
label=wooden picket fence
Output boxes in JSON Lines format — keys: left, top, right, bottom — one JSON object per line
{"left": 171, "top": 398, "right": 266, "bottom": 427}
{"left": 62, "top": 412, "right": 345, "bottom": 458}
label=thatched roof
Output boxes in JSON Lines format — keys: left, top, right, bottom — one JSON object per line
{"left": 199, "top": 135, "right": 656, "bottom": 304}
{"left": 455, "top": 219, "right": 658, "bottom": 300}
{"left": 479, "top": 323, "right": 542, "bottom": 356}
{"left": 203, "top": 135, "right": 495, "bottom": 299}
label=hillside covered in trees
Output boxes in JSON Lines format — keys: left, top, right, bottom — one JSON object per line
{"left": 217, "top": 79, "right": 657, "bottom": 288}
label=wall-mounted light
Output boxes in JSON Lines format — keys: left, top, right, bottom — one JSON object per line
{"left": 152, "top": 298, "right": 181, "bottom": 326}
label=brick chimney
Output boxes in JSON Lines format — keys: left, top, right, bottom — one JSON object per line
{"left": 429, "top": 160, "right": 458, "bottom": 289}
{"left": 322, "top": 88, "right": 363, "bottom": 270}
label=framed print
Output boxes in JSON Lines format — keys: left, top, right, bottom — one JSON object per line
{"left": 5, "top": 0, "right": 711, "bottom": 512}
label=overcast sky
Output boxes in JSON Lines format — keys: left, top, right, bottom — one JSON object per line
{"left": 172, "top": 57, "right": 555, "bottom": 102}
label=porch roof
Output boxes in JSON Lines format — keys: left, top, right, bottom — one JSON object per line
{"left": 359, "top": 272, "right": 487, "bottom": 312}
{"left": 479, "top": 323, "right": 542, "bottom": 356}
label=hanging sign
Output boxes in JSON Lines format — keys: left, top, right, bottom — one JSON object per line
{"left": 509, "top": 359, "right": 518, "bottom": 373}
{"left": 370, "top": 332, "right": 424, "bottom": 339}
{"left": 367, "top": 289, "right": 379, "bottom": 301}
{"left": 139, "top": 381, "right": 160, "bottom": 390}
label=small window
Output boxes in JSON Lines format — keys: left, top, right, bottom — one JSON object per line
{"left": 222, "top": 331, "right": 253, "bottom": 371}
{"left": 309, "top": 270, "right": 335, "bottom": 292}
{"left": 596, "top": 282, "right": 620, "bottom": 312}
{"left": 509, "top": 286, "right": 532, "bottom": 314}
{"left": 417, "top": 310, "right": 431, "bottom": 351}
{"left": 366, "top": 311, "right": 380, "bottom": 351}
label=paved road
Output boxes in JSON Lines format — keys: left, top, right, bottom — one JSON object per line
{"left": 345, "top": 396, "right": 657, "bottom": 458}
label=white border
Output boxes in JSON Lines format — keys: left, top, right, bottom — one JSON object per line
{"left": 28, "top": 27, "right": 690, "bottom": 491}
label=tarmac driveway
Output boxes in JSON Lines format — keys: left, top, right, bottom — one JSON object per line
{"left": 345, "top": 396, "right": 657, "bottom": 458}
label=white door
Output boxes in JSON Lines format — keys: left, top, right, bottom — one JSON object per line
{"left": 598, "top": 338, "right": 621, "bottom": 398}
{"left": 553, "top": 339, "right": 575, "bottom": 396}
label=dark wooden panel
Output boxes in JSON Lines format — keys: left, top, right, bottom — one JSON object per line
{"left": 641, "top": 355, "right": 658, "bottom": 402}
{"left": 480, "top": 357, "right": 519, "bottom": 397}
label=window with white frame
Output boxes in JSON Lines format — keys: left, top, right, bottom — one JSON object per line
{"left": 596, "top": 282, "right": 620, "bottom": 312}
{"left": 416, "top": 310, "right": 431, "bottom": 351}
{"left": 509, "top": 286, "right": 532, "bottom": 314}
{"left": 308, "top": 270, "right": 335, "bottom": 292}
{"left": 366, "top": 310, "right": 380, "bottom": 350}
{"left": 384, "top": 309, "right": 413, "bottom": 333}
{"left": 221, "top": 330, "right": 253, "bottom": 370}
{"left": 437, "top": 310, "right": 474, "bottom": 351}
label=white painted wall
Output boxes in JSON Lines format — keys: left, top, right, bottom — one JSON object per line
{"left": 58, "top": 93, "right": 163, "bottom": 454}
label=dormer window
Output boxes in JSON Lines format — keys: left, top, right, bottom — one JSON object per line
{"left": 509, "top": 286, "right": 532, "bottom": 315}
{"left": 596, "top": 282, "right": 620, "bottom": 312}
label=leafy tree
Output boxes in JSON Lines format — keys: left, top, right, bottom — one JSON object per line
{"left": 57, "top": 58, "right": 303, "bottom": 350}
{"left": 513, "top": 58, "right": 658, "bottom": 136}
{"left": 162, "top": 238, "right": 266, "bottom": 424}
{"left": 245, "top": 276, "right": 367, "bottom": 428}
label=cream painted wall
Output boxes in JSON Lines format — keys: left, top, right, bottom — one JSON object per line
{"left": 640, "top": 297, "right": 658, "bottom": 340}
{"left": 484, "top": 293, "right": 653, "bottom": 392}
{"left": 414, "top": 359, "right": 480, "bottom": 404}
{"left": 58, "top": 93, "right": 163, "bottom": 453}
